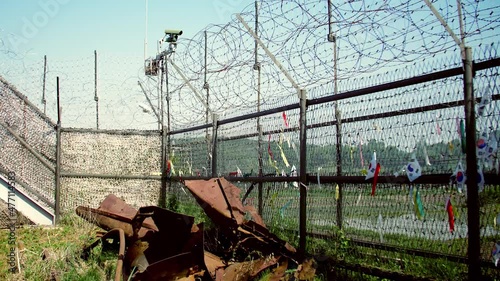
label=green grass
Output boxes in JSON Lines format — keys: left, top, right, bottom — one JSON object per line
{"left": 0, "top": 214, "right": 117, "bottom": 281}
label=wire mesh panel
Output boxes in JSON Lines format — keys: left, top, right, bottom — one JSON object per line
{"left": 306, "top": 57, "right": 470, "bottom": 175}
{"left": 474, "top": 54, "right": 500, "bottom": 263}
{"left": 306, "top": 183, "right": 339, "bottom": 233}
{"left": 61, "top": 130, "right": 160, "bottom": 175}
{"left": 59, "top": 130, "right": 161, "bottom": 212}
{"left": 217, "top": 132, "right": 260, "bottom": 178}
{"left": 168, "top": 129, "right": 211, "bottom": 177}
{"left": 216, "top": 113, "right": 301, "bottom": 177}
{"left": 342, "top": 183, "right": 468, "bottom": 255}
{"left": 60, "top": 177, "right": 161, "bottom": 212}
{"left": 0, "top": 76, "right": 56, "bottom": 212}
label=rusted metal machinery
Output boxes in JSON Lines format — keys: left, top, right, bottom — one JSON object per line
{"left": 76, "top": 178, "right": 314, "bottom": 280}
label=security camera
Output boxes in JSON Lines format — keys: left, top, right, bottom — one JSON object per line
{"left": 164, "top": 29, "right": 183, "bottom": 36}
{"left": 164, "top": 29, "right": 182, "bottom": 44}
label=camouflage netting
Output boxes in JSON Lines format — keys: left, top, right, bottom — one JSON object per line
{"left": 0, "top": 76, "right": 56, "bottom": 213}
{"left": 59, "top": 130, "right": 162, "bottom": 212}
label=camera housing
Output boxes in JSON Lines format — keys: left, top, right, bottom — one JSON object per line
{"left": 164, "top": 29, "right": 183, "bottom": 36}
{"left": 164, "top": 29, "right": 182, "bottom": 43}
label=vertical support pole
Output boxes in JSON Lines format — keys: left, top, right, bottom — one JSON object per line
{"left": 204, "top": 30, "right": 211, "bottom": 175}
{"left": 157, "top": 61, "right": 161, "bottom": 131}
{"left": 166, "top": 59, "right": 171, "bottom": 198}
{"left": 94, "top": 50, "right": 99, "bottom": 130}
{"left": 54, "top": 76, "right": 61, "bottom": 224}
{"left": 335, "top": 107, "right": 343, "bottom": 230}
{"left": 160, "top": 125, "right": 167, "bottom": 208}
{"left": 42, "top": 55, "right": 47, "bottom": 115}
{"left": 254, "top": 0, "right": 263, "bottom": 215}
{"left": 298, "top": 89, "right": 307, "bottom": 258}
{"left": 258, "top": 125, "right": 263, "bottom": 214}
{"left": 211, "top": 114, "right": 218, "bottom": 178}
{"left": 144, "top": 0, "right": 148, "bottom": 62}
{"left": 464, "top": 47, "right": 480, "bottom": 279}
{"left": 160, "top": 58, "right": 169, "bottom": 208}
{"left": 165, "top": 59, "right": 171, "bottom": 138}
{"left": 160, "top": 59, "right": 164, "bottom": 129}
{"left": 329, "top": 20, "right": 343, "bottom": 229}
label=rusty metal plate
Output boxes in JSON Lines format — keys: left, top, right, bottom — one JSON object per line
{"left": 219, "top": 255, "right": 279, "bottom": 281}
{"left": 76, "top": 194, "right": 158, "bottom": 239}
{"left": 131, "top": 252, "right": 205, "bottom": 281}
{"left": 99, "top": 194, "right": 157, "bottom": 231}
{"left": 183, "top": 178, "right": 265, "bottom": 227}
{"left": 138, "top": 206, "right": 198, "bottom": 264}
{"left": 204, "top": 251, "right": 225, "bottom": 279}
{"left": 183, "top": 178, "right": 297, "bottom": 261}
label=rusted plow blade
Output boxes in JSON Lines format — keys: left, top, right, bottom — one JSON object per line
{"left": 77, "top": 195, "right": 211, "bottom": 281}
{"left": 76, "top": 194, "right": 158, "bottom": 240}
{"left": 77, "top": 177, "right": 314, "bottom": 280}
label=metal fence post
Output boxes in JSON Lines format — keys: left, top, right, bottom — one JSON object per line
{"left": 330, "top": 26, "right": 343, "bottom": 230}
{"left": 258, "top": 125, "right": 263, "bottom": 215}
{"left": 204, "top": 30, "right": 211, "bottom": 176}
{"left": 335, "top": 108, "right": 343, "bottom": 230}
{"left": 299, "top": 89, "right": 307, "bottom": 258}
{"left": 463, "top": 46, "right": 481, "bottom": 279}
{"left": 159, "top": 125, "right": 167, "bottom": 208}
{"left": 55, "top": 123, "right": 61, "bottom": 224}
{"left": 54, "top": 77, "right": 61, "bottom": 224}
{"left": 255, "top": 0, "right": 263, "bottom": 216}
{"left": 211, "top": 114, "right": 218, "bottom": 177}
{"left": 42, "top": 55, "right": 47, "bottom": 115}
{"left": 94, "top": 50, "right": 99, "bottom": 130}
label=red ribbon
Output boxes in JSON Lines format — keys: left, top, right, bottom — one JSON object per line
{"left": 446, "top": 197, "right": 455, "bottom": 233}
{"left": 371, "top": 163, "right": 381, "bottom": 196}
{"left": 166, "top": 160, "right": 171, "bottom": 177}
{"left": 282, "top": 112, "right": 289, "bottom": 127}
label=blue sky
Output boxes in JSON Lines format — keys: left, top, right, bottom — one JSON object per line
{"left": 1, "top": 0, "right": 253, "bottom": 59}
{"left": 0, "top": 0, "right": 256, "bottom": 129}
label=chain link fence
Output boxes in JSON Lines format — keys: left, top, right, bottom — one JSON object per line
{"left": 165, "top": 40, "right": 500, "bottom": 281}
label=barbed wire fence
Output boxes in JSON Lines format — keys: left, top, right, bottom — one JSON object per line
{"left": 1, "top": 0, "right": 500, "bottom": 279}
{"left": 164, "top": 0, "right": 500, "bottom": 279}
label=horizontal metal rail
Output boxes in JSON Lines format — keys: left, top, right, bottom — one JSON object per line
{"left": 60, "top": 172, "right": 161, "bottom": 180}
{"left": 217, "top": 93, "right": 499, "bottom": 143}
{"left": 169, "top": 173, "right": 500, "bottom": 185}
{"left": 61, "top": 127, "right": 160, "bottom": 136}
{"left": 311, "top": 94, "right": 500, "bottom": 128}
{"left": 168, "top": 123, "right": 212, "bottom": 135}
{"left": 307, "top": 57, "right": 500, "bottom": 106}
